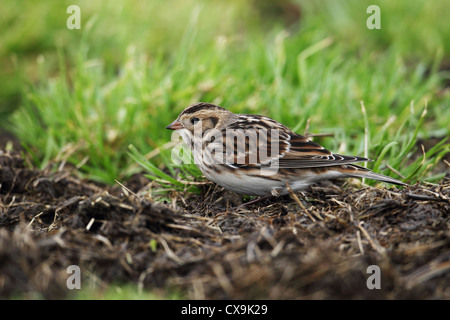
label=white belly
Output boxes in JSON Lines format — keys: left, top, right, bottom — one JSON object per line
{"left": 200, "top": 164, "right": 346, "bottom": 196}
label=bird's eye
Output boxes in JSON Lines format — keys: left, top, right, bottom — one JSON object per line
{"left": 191, "top": 118, "right": 200, "bottom": 125}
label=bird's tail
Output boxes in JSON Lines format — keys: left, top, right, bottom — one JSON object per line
{"left": 347, "top": 165, "right": 407, "bottom": 186}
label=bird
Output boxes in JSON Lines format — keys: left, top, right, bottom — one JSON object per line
{"left": 166, "top": 102, "right": 406, "bottom": 196}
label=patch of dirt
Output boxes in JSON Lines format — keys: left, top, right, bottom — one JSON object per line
{"left": 0, "top": 151, "right": 449, "bottom": 299}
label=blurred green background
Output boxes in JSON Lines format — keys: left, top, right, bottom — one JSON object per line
{"left": 1, "top": 0, "right": 449, "bottom": 184}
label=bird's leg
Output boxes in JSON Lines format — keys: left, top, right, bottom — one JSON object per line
{"left": 236, "top": 194, "right": 275, "bottom": 208}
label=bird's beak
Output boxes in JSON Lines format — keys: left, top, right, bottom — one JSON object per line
{"left": 166, "top": 120, "right": 183, "bottom": 130}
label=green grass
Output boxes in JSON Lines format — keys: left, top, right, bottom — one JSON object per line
{"left": 3, "top": 0, "right": 450, "bottom": 188}
{"left": 12, "top": 282, "right": 184, "bottom": 300}
{"left": 72, "top": 282, "right": 184, "bottom": 300}
{"left": 128, "top": 144, "right": 203, "bottom": 196}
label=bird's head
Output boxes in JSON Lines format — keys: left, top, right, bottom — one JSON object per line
{"left": 166, "top": 102, "right": 236, "bottom": 134}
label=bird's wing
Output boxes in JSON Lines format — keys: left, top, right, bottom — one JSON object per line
{"left": 212, "top": 115, "right": 370, "bottom": 169}
{"left": 276, "top": 133, "right": 371, "bottom": 168}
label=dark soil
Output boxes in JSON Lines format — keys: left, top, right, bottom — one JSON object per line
{"left": 0, "top": 151, "right": 449, "bottom": 299}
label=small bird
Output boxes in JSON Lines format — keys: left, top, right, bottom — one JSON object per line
{"left": 166, "top": 102, "right": 406, "bottom": 196}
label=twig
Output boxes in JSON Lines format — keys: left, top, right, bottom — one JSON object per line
{"left": 358, "top": 221, "right": 386, "bottom": 256}
{"left": 405, "top": 255, "right": 450, "bottom": 289}
{"left": 28, "top": 211, "right": 44, "bottom": 227}
{"left": 115, "top": 179, "right": 141, "bottom": 199}
{"left": 212, "top": 263, "right": 234, "bottom": 296}
{"left": 159, "top": 237, "right": 184, "bottom": 264}
{"left": 385, "top": 163, "right": 406, "bottom": 179}
{"left": 86, "top": 217, "right": 95, "bottom": 231}
{"left": 305, "top": 133, "right": 335, "bottom": 138}
{"left": 360, "top": 101, "right": 369, "bottom": 184}
{"left": 406, "top": 193, "right": 448, "bottom": 202}
{"left": 303, "top": 118, "right": 310, "bottom": 136}
{"left": 286, "top": 181, "right": 316, "bottom": 222}
{"left": 356, "top": 230, "right": 365, "bottom": 255}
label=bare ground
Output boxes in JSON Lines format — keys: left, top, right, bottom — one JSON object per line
{"left": 0, "top": 151, "right": 449, "bottom": 299}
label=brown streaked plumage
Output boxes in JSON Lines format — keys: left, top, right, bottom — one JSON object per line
{"left": 166, "top": 102, "right": 406, "bottom": 196}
